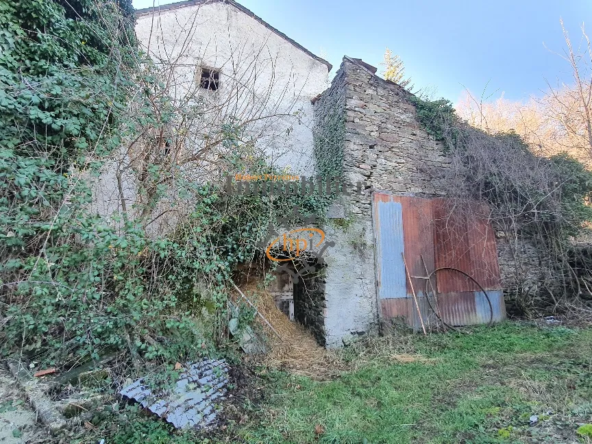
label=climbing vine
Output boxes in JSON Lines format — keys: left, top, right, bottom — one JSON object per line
{"left": 313, "top": 71, "right": 346, "bottom": 180}
{"left": 410, "top": 95, "right": 592, "bottom": 315}
{"left": 0, "top": 0, "right": 338, "bottom": 370}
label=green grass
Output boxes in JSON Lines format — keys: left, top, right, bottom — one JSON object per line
{"left": 96, "top": 322, "right": 592, "bottom": 443}
{"left": 237, "top": 322, "right": 592, "bottom": 443}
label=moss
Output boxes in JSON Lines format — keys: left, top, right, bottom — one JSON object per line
{"left": 329, "top": 217, "right": 354, "bottom": 231}
{"left": 497, "top": 426, "right": 513, "bottom": 439}
{"left": 577, "top": 424, "right": 592, "bottom": 438}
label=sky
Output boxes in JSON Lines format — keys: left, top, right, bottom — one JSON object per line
{"left": 132, "top": 0, "right": 592, "bottom": 104}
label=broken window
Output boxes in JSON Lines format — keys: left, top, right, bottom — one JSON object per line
{"left": 199, "top": 67, "right": 220, "bottom": 91}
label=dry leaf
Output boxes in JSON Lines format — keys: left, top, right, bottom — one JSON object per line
{"left": 174, "top": 362, "right": 182, "bottom": 370}
{"left": 314, "top": 424, "right": 325, "bottom": 435}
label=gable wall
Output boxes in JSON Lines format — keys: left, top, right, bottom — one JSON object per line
{"left": 316, "top": 58, "right": 548, "bottom": 345}
{"left": 136, "top": 2, "right": 329, "bottom": 174}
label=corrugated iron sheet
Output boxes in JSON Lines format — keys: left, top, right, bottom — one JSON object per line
{"left": 372, "top": 192, "right": 505, "bottom": 328}
{"left": 433, "top": 198, "right": 477, "bottom": 293}
{"left": 373, "top": 193, "right": 406, "bottom": 299}
{"left": 397, "top": 196, "right": 435, "bottom": 296}
{"left": 439, "top": 290, "right": 506, "bottom": 325}
{"left": 120, "top": 359, "right": 229, "bottom": 430}
{"left": 381, "top": 298, "right": 410, "bottom": 320}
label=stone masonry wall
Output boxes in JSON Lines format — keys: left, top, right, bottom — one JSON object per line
{"left": 340, "top": 57, "right": 450, "bottom": 210}
{"left": 314, "top": 58, "right": 455, "bottom": 346}
{"left": 313, "top": 60, "right": 378, "bottom": 347}
{"left": 339, "top": 57, "right": 557, "bottom": 315}
{"left": 315, "top": 56, "right": 555, "bottom": 345}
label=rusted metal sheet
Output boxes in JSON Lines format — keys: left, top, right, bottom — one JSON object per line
{"left": 409, "top": 295, "right": 438, "bottom": 332}
{"left": 373, "top": 192, "right": 505, "bottom": 328}
{"left": 438, "top": 291, "right": 479, "bottom": 325}
{"left": 381, "top": 298, "right": 410, "bottom": 320}
{"left": 433, "top": 199, "right": 477, "bottom": 293}
{"left": 396, "top": 196, "right": 435, "bottom": 297}
{"left": 382, "top": 297, "right": 438, "bottom": 331}
{"left": 373, "top": 193, "right": 406, "bottom": 300}
{"left": 438, "top": 290, "right": 506, "bottom": 325}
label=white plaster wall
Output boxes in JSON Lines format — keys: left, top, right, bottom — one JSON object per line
{"left": 136, "top": 2, "right": 329, "bottom": 175}
{"left": 322, "top": 221, "right": 379, "bottom": 348}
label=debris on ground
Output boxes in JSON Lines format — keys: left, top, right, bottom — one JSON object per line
{"left": 34, "top": 368, "right": 57, "bottom": 378}
{"left": 120, "top": 358, "right": 229, "bottom": 430}
{"left": 544, "top": 316, "right": 562, "bottom": 325}
{"left": 6, "top": 360, "right": 67, "bottom": 432}
{"left": 238, "top": 284, "right": 343, "bottom": 379}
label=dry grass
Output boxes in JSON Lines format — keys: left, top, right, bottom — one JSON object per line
{"left": 235, "top": 281, "right": 434, "bottom": 379}
{"left": 237, "top": 283, "right": 344, "bottom": 379}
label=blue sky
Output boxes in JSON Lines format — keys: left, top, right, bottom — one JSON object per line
{"left": 133, "top": 0, "right": 591, "bottom": 103}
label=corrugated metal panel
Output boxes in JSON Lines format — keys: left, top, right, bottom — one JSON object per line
{"left": 373, "top": 193, "right": 505, "bottom": 328}
{"left": 438, "top": 291, "right": 479, "bottom": 325}
{"left": 466, "top": 204, "right": 502, "bottom": 290}
{"left": 120, "top": 359, "right": 229, "bottom": 430}
{"left": 433, "top": 199, "right": 477, "bottom": 293}
{"left": 373, "top": 193, "right": 406, "bottom": 299}
{"left": 381, "top": 298, "right": 410, "bottom": 320}
{"left": 397, "top": 196, "right": 435, "bottom": 297}
{"left": 475, "top": 290, "right": 506, "bottom": 322}
{"left": 409, "top": 294, "right": 438, "bottom": 332}
{"left": 438, "top": 290, "right": 505, "bottom": 326}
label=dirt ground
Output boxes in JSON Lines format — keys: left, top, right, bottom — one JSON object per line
{"left": 0, "top": 368, "right": 49, "bottom": 444}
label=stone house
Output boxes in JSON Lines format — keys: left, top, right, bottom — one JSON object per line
{"left": 133, "top": 1, "right": 545, "bottom": 348}
{"left": 135, "top": 0, "right": 330, "bottom": 174}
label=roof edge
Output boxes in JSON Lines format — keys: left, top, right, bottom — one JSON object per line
{"left": 135, "top": 0, "right": 332, "bottom": 72}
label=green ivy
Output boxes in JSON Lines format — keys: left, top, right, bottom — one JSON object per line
{"left": 0, "top": 0, "right": 337, "bottom": 370}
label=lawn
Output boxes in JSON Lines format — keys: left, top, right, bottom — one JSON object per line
{"left": 235, "top": 322, "right": 592, "bottom": 443}
{"left": 102, "top": 322, "right": 592, "bottom": 443}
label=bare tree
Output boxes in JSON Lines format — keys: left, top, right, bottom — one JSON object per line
{"left": 457, "top": 20, "right": 592, "bottom": 168}
{"left": 544, "top": 20, "right": 592, "bottom": 159}
{"left": 92, "top": 2, "right": 325, "bottom": 234}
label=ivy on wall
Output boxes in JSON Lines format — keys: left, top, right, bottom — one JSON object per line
{"left": 0, "top": 0, "right": 338, "bottom": 368}
{"left": 409, "top": 94, "right": 592, "bottom": 311}
{"left": 313, "top": 71, "right": 346, "bottom": 181}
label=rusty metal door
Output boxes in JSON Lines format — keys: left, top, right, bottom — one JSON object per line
{"left": 372, "top": 192, "right": 505, "bottom": 328}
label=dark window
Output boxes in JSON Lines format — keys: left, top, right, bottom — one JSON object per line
{"left": 199, "top": 68, "right": 220, "bottom": 91}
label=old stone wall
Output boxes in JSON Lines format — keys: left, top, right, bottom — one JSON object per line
{"left": 497, "top": 235, "right": 560, "bottom": 304}
{"left": 312, "top": 60, "right": 378, "bottom": 347}
{"left": 339, "top": 58, "right": 554, "bottom": 301}
{"left": 313, "top": 57, "right": 456, "bottom": 346}
{"left": 340, "top": 58, "right": 450, "bottom": 207}
{"left": 314, "top": 57, "right": 557, "bottom": 345}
